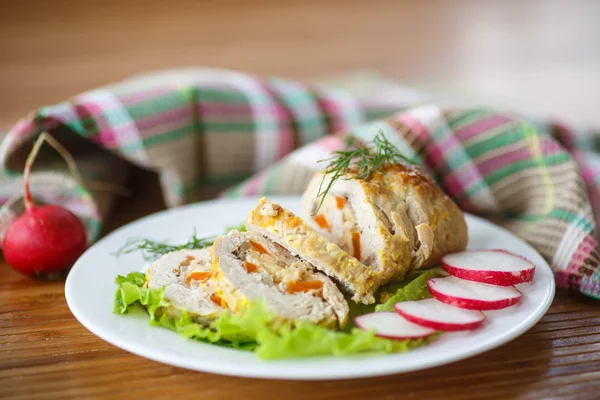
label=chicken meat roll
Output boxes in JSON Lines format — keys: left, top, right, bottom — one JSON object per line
{"left": 302, "top": 164, "right": 468, "bottom": 281}
{"left": 245, "top": 198, "right": 378, "bottom": 304}
{"left": 146, "top": 248, "right": 224, "bottom": 324}
{"left": 211, "top": 230, "right": 349, "bottom": 328}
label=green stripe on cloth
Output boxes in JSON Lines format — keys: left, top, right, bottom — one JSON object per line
{"left": 125, "top": 92, "right": 192, "bottom": 121}
{"left": 446, "top": 109, "right": 491, "bottom": 131}
{"left": 466, "top": 152, "right": 572, "bottom": 197}
{"left": 503, "top": 208, "right": 594, "bottom": 232}
{"left": 464, "top": 124, "right": 524, "bottom": 160}
{"left": 263, "top": 164, "right": 284, "bottom": 194}
{"left": 120, "top": 124, "right": 195, "bottom": 153}
{"left": 38, "top": 104, "right": 87, "bottom": 136}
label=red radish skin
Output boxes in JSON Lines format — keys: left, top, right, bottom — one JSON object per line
{"left": 427, "top": 276, "right": 522, "bottom": 311}
{"left": 1, "top": 133, "right": 88, "bottom": 277}
{"left": 394, "top": 298, "right": 485, "bottom": 331}
{"left": 441, "top": 250, "right": 536, "bottom": 286}
{"left": 2, "top": 205, "right": 87, "bottom": 276}
{"left": 354, "top": 312, "right": 436, "bottom": 340}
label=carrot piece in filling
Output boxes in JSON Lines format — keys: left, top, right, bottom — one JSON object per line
{"left": 242, "top": 261, "right": 258, "bottom": 273}
{"left": 249, "top": 240, "right": 269, "bottom": 255}
{"left": 210, "top": 293, "right": 223, "bottom": 306}
{"left": 186, "top": 271, "right": 211, "bottom": 284}
{"left": 352, "top": 231, "right": 361, "bottom": 260}
{"left": 314, "top": 214, "right": 330, "bottom": 230}
{"left": 335, "top": 196, "right": 347, "bottom": 209}
{"left": 287, "top": 280, "right": 323, "bottom": 294}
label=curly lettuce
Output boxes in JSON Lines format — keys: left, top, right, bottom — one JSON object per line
{"left": 113, "top": 271, "right": 435, "bottom": 360}
{"left": 375, "top": 269, "right": 445, "bottom": 312}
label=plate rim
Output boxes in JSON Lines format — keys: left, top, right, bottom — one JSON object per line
{"left": 65, "top": 196, "right": 555, "bottom": 380}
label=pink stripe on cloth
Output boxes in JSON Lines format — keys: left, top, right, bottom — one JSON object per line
{"left": 446, "top": 164, "right": 483, "bottom": 192}
{"left": 316, "top": 135, "right": 345, "bottom": 152}
{"left": 10, "top": 119, "right": 37, "bottom": 137}
{"left": 566, "top": 235, "right": 597, "bottom": 291}
{"left": 117, "top": 86, "right": 175, "bottom": 105}
{"left": 259, "top": 82, "right": 295, "bottom": 158}
{"left": 12, "top": 114, "right": 61, "bottom": 138}
{"left": 568, "top": 234, "right": 596, "bottom": 273}
{"left": 311, "top": 87, "right": 344, "bottom": 132}
{"left": 397, "top": 115, "right": 458, "bottom": 188}
{"left": 194, "top": 102, "right": 253, "bottom": 117}
{"left": 242, "top": 171, "right": 268, "bottom": 196}
{"left": 454, "top": 115, "right": 512, "bottom": 141}
{"left": 134, "top": 106, "right": 193, "bottom": 132}
{"left": 435, "top": 130, "right": 463, "bottom": 153}
{"left": 76, "top": 102, "right": 118, "bottom": 148}
{"left": 575, "top": 154, "right": 600, "bottom": 228}
{"left": 554, "top": 270, "right": 571, "bottom": 289}
{"left": 477, "top": 138, "right": 563, "bottom": 176}
{"left": 395, "top": 113, "right": 480, "bottom": 211}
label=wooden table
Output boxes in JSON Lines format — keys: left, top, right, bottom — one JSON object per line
{"left": 2, "top": 1, "right": 600, "bottom": 399}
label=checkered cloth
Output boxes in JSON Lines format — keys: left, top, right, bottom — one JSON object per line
{"left": 1, "top": 69, "right": 598, "bottom": 300}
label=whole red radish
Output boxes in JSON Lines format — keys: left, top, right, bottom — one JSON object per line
{"left": 2, "top": 205, "right": 86, "bottom": 276}
{"left": 1, "top": 133, "right": 87, "bottom": 277}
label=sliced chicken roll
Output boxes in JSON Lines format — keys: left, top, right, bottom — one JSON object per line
{"left": 146, "top": 248, "right": 224, "bottom": 324}
{"left": 211, "top": 230, "right": 349, "bottom": 328}
{"left": 245, "top": 198, "right": 378, "bottom": 304}
{"left": 302, "top": 164, "right": 468, "bottom": 281}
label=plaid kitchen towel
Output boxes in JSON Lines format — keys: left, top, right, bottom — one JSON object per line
{"left": 0, "top": 69, "right": 599, "bottom": 300}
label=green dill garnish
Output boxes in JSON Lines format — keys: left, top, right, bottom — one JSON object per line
{"left": 116, "top": 230, "right": 216, "bottom": 260}
{"left": 116, "top": 223, "right": 246, "bottom": 260}
{"left": 314, "top": 131, "right": 416, "bottom": 214}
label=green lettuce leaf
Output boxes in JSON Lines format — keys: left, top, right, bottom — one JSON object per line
{"left": 113, "top": 270, "right": 437, "bottom": 359}
{"left": 255, "top": 318, "right": 424, "bottom": 359}
{"left": 226, "top": 223, "right": 247, "bottom": 233}
{"left": 114, "top": 272, "right": 146, "bottom": 286}
{"left": 113, "top": 273, "right": 169, "bottom": 318}
{"left": 375, "top": 269, "right": 445, "bottom": 312}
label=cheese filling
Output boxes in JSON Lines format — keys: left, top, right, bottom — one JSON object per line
{"left": 233, "top": 239, "right": 324, "bottom": 297}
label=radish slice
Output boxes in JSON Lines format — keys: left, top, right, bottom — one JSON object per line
{"left": 441, "top": 250, "right": 535, "bottom": 286}
{"left": 394, "top": 298, "right": 485, "bottom": 331}
{"left": 427, "top": 276, "right": 522, "bottom": 310}
{"left": 354, "top": 312, "right": 436, "bottom": 340}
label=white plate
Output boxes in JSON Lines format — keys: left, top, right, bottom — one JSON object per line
{"left": 65, "top": 196, "right": 555, "bottom": 380}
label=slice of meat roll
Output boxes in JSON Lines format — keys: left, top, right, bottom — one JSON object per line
{"left": 146, "top": 248, "right": 224, "bottom": 324}
{"left": 301, "top": 164, "right": 468, "bottom": 282}
{"left": 211, "top": 230, "right": 349, "bottom": 328}
{"left": 245, "top": 198, "right": 379, "bottom": 304}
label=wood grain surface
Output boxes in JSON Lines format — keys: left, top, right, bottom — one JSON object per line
{"left": 2, "top": 1, "right": 600, "bottom": 399}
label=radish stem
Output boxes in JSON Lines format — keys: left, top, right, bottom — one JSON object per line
{"left": 24, "top": 133, "right": 84, "bottom": 209}
{"left": 23, "top": 132, "right": 130, "bottom": 209}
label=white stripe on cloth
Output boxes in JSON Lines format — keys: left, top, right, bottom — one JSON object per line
{"left": 223, "top": 71, "right": 280, "bottom": 172}
{"left": 409, "top": 105, "right": 500, "bottom": 212}
{"left": 552, "top": 208, "right": 595, "bottom": 271}
{"left": 319, "top": 87, "right": 366, "bottom": 132}
{"left": 269, "top": 78, "right": 328, "bottom": 146}
{"left": 350, "top": 119, "right": 421, "bottom": 164}
{"left": 76, "top": 89, "right": 150, "bottom": 166}
{"left": 0, "top": 102, "right": 81, "bottom": 166}
{"left": 286, "top": 141, "right": 336, "bottom": 172}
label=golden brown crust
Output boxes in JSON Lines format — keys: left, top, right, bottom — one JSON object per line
{"left": 305, "top": 164, "right": 468, "bottom": 280}
{"left": 364, "top": 164, "right": 467, "bottom": 270}
{"left": 247, "top": 198, "right": 378, "bottom": 304}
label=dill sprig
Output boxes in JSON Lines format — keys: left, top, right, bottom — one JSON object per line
{"left": 115, "top": 230, "right": 216, "bottom": 261}
{"left": 115, "top": 223, "right": 246, "bottom": 260}
{"left": 314, "top": 131, "right": 416, "bottom": 214}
